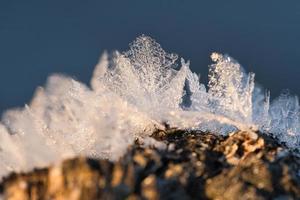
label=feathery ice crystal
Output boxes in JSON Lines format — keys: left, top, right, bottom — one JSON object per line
{"left": 0, "top": 35, "right": 299, "bottom": 179}
{"left": 93, "top": 36, "right": 189, "bottom": 120}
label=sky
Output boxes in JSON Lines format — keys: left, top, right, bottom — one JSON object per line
{"left": 0, "top": 0, "right": 300, "bottom": 113}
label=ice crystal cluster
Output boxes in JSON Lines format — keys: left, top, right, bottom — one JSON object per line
{"left": 0, "top": 35, "right": 299, "bottom": 179}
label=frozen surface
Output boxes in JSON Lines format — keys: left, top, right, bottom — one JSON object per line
{"left": 0, "top": 35, "right": 299, "bottom": 179}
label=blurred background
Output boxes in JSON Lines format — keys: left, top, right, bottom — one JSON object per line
{"left": 0, "top": 0, "right": 300, "bottom": 113}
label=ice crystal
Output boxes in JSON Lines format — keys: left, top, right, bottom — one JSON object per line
{"left": 269, "top": 93, "right": 300, "bottom": 149}
{"left": 252, "top": 87, "right": 270, "bottom": 131}
{"left": 0, "top": 35, "right": 299, "bottom": 179}
{"left": 93, "top": 35, "right": 189, "bottom": 121}
{"left": 0, "top": 73, "right": 155, "bottom": 178}
{"left": 184, "top": 53, "right": 260, "bottom": 134}
{"left": 208, "top": 53, "right": 255, "bottom": 123}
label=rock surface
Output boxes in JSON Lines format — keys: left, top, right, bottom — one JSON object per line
{"left": 0, "top": 130, "right": 300, "bottom": 200}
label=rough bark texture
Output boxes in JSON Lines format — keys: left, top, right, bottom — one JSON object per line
{"left": 0, "top": 130, "right": 300, "bottom": 200}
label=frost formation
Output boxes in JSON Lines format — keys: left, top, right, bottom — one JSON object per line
{"left": 94, "top": 36, "right": 189, "bottom": 120}
{"left": 0, "top": 35, "right": 299, "bottom": 179}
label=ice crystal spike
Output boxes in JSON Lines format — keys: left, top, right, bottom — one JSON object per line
{"left": 185, "top": 66, "right": 208, "bottom": 112}
{"left": 269, "top": 93, "right": 300, "bottom": 149}
{"left": 208, "top": 53, "right": 255, "bottom": 123}
{"left": 91, "top": 51, "right": 109, "bottom": 92}
{"left": 95, "top": 35, "right": 188, "bottom": 120}
{"left": 125, "top": 35, "right": 178, "bottom": 70}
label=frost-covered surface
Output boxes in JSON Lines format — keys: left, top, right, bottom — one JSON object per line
{"left": 0, "top": 35, "right": 299, "bottom": 179}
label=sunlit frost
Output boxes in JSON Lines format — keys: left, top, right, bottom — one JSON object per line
{"left": 0, "top": 35, "right": 299, "bottom": 179}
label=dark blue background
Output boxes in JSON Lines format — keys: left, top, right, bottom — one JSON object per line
{"left": 0, "top": 0, "right": 299, "bottom": 113}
